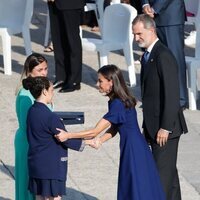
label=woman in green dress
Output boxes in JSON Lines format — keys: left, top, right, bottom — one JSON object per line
{"left": 15, "top": 53, "right": 48, "bottom": 200}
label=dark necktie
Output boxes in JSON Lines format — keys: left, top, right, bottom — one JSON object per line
{"left": 141, "top": 51, "right": 149, "bottom": 65}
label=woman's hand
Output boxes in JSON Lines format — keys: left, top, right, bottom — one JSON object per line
{"left": 55, "top": 128, "right": 69, "bottom": 142}
{"left": 85, "top": 138, "right": 102, "bottom": 149}
{"left": 92, "top": 138, "right": 102, "bottom": 149}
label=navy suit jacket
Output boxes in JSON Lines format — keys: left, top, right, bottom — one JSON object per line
{"left": 140, "top": 40, "right": 188, "bottom": 139}
{"left": 141, "top": 0, "right": 186, "bottom": 26}
{"left": 27, "top": 101, "right": 83, "bottom": 181}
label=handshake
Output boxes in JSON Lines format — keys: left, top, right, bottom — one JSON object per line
{"left": 86, "top": 138, "right": 102, "bottom": 149}
{"left": 54, "top": 128, "right": 105, "bottom": 149}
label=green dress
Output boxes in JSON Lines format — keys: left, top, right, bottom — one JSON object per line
{"left": 14, "top": 88, "right": 34, "bottom": 200}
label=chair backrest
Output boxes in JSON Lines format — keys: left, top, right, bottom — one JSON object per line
{"left": 111, "top": 0, "right": 121, "bottom": 3}
{"left": 185, "top": 0, "right": 198, "bottom": 17}
{"left": 195, "top": 17, "right": 200, "bottom": 59}
{"left": 185, "top": 1, "right": 200, "bottom": 24}
{"left": 185, "top": 1, "right": 200, "bottom": 58}
{"left": 95, "top": 0, "right": 105, "bottom": 34}
{"left": 102, "top": 3, "right": 137, "bottom": 44}
{"left": 91, "top": 0, "right": 121, "bottom": 35}
{"left": 0, "top": 0, "right": 33, "bottom": 33}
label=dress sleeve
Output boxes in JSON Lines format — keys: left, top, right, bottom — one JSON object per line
{"left": 103, "top": 99, "right": 126, "bottom": 125}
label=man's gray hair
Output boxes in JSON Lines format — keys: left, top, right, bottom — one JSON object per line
{"left": 132, "top": 14, "right": 156, "bottom": 30}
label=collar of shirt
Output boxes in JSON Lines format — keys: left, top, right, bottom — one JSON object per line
{"left": 146, "top": 38, "right": 159, "bottom": 54}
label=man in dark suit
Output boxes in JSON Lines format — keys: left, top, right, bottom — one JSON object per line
{"left": 47, "top": 0, "right": 85, "bottom": 92}
{"left": 132, "top": 14, "right": 188, "bottom": 200}
{"left": 141, "top": 0, "right": 188, "bottom": 108}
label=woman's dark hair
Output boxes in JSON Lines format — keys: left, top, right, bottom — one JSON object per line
{"left": 23, "top": 53, "right": 47, "bottom": 77}
{"left": 98, "top": 65, "right": 137, "bottom": 108}
{"left": 15, "top": 53, "right": 48, "bottom": 95}
{"left": 22, "top": 76, "right": 50, "bottom": 99}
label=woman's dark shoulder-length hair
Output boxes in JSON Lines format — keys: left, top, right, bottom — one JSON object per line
{"left": 98, "top": 65, "right": 137, "bottom": 108}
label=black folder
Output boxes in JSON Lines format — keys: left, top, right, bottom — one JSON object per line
{"left": 54, "top": 111, "right": 84, "bottom": 125}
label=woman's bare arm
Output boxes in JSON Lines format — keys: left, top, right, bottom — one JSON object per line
{"left": 90, "top": 125, "right": 118, "bottom": 149}
{"left": 55, "top": 118, "right": 111, "bottom": 142}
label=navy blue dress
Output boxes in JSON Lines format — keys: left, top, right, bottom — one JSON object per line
{"left": 103, "top": 99, "right": 165, "bottom": 200}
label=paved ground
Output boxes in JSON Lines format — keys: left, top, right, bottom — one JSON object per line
{"left": 0, "top": 1, "right": 200, "bottom": 199}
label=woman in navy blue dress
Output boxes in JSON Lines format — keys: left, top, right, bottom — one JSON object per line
{"left": 23, "top": 76, "right": 89, "bottom": 200}
{"left": 55, "top": 65, "right": 166, "bottom": 200}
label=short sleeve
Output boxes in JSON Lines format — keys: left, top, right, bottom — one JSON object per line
{"left": 103, "top": 99, "right": 126, "bottom": 125}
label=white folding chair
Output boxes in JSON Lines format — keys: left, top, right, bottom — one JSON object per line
{"left": 0, "top": 0, "right": 33, "bottom": 75}
{"left": 82, "top": 4, "right": 137, "bottom": 86}
{"left": 185, "top": 1, "right": 200, "bottom": 110}
{"left": 94, "top": 0, "right": 121, "bottom": 35}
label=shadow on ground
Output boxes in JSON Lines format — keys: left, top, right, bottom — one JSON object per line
{"left": 0, "top": 197, "right": 12, "bottom": 200}
{"left": 0, "top": 161, "right": 15, "bottom": 180}
{"left": 64, "top": 187, "right": 98, "bottom": 200}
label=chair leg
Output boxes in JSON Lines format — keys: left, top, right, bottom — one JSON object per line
{"left": 44, "top": 8, "right": 50, "bottom": 47}
{"left": 127, "top": 65, "right": 136, "bottom": 87}
{"left": 195, "top": 24, "right": 200, "bottom": 59}
{"left": 79, "top": 26, "right": 83, "bottom": 39}
{"left": 188, "top": 62, "right": 197, "bottom": 110}
{"left": 22, "top": 28, "right": 32, "bottom": 56}
{"left": 97, "top": 52, "right": 101, "bottom": 68}
{"left": 1, "top": 29, "right": 12, "bottom": 75}
{"left": 98, "top": 52, "right": 108, "bottom": 68}
{"left": 123, "top": 46, "right": 136, "bottom": 86}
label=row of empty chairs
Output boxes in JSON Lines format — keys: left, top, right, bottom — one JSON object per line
{"left": 2, "top": 0, "right": 200, "bottom": 110}
{"left": 0, "top": 0, "right": 136, "bottom": 87}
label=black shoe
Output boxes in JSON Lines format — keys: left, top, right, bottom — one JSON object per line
{"left": 59, "top": 83, "right": 81, "bottom": 93}
{"left": 53, "top": 80, "right": 64, "bottom": 89}
{"left": 180, "top": 102, "right": 189, "bottom": 111}
{"left": 181, "top": 105, "right": 188, "bottom": 111}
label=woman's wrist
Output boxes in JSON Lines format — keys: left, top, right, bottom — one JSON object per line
{"left": 99, "top": 137, "right": 103, "bottom": 145}
{"left": 67, "top": 132, "right": 72, "bottom": 139}
{"left": 84, "top": 139, "right": 92, "bottom": 145}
